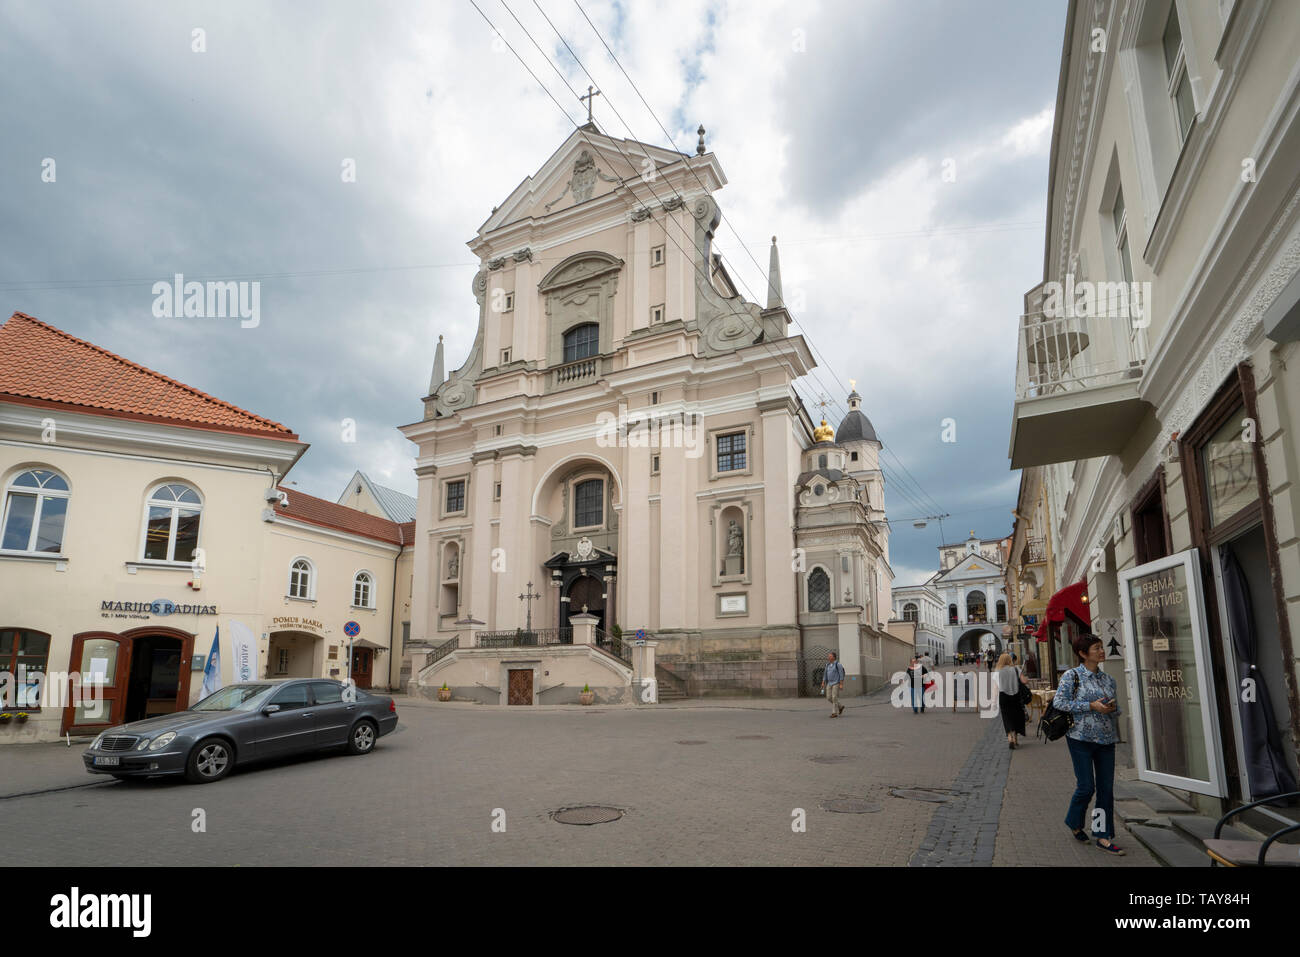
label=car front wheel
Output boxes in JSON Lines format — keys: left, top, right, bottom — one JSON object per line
{"left": 186, "top": 738, "right": 234, "bottom": 783}
{"left": 347, "top": 720, "right": 377, "bottom": 755}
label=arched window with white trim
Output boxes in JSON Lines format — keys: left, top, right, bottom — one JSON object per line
{"left": 2, "top": 468, "right": 70, "bottom": 554}
{"left": 288, "top": 558, "right": 315, "bottom": 600}
{"left": 353, "top": 571, "right": 374, "bottom": 609}
{"left": 142, "top": 482, "right": 202, "bottom": 562}
{"left": 903, "top": 602, "right": 918, "bottom": 622}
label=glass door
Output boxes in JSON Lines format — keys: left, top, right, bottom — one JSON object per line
{"left": 62, "top": 633, "right": 129, "bottom": 735}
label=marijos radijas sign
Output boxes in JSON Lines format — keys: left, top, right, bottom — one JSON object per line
{"left": 100, "top": 599, "right": 219, "bottom": 621}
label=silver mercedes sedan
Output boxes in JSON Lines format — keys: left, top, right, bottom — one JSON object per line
{"left": 82, "top": 678, "right": 398, "bottom": 783}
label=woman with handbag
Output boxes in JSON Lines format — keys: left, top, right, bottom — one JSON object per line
{"left": 1054, "top": 632, "right": 1125, "bottom": 855}
{"left": 995, "top": 653, "right": 1028, "bottom": 748}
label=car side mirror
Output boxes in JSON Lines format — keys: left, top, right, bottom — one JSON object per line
{"left": 261, "top": 704, "right": 281, "bottom": 715}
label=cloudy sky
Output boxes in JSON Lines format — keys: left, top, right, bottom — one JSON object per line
{"left": 0, "top": 0, "right": 1066, "bottom": 586}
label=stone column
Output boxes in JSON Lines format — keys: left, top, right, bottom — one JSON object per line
{"left": 469, "top": 453, "right": 497, "bottom": 628}
{"left": 513, "top": 258, "right": 535, "bottom": 363}
{"left": 623, "top": 416, "right": 652, "bottom": 630}
{"left": 835, "top": 604, "right": 864, "bottom": 696}
{"left": 631, "top": 213, "right": 650, "bottom": 333}
{"left": 632, "top": 638, "right": 658, "bottom": 703}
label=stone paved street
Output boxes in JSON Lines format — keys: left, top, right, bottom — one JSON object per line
{"left": 0, "top": 672, "right": 1158, "bottom": 866}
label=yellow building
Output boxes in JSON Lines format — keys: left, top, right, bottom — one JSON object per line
{"left": 0, "top": 312, "right": 411, "bottom": 743}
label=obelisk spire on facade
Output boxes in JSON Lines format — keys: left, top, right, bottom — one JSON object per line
{"left": 429, "top": 334, "right": 445, "bottom": 395}
{"left": 766, "top": 235, "right": 783, "bottom": 309}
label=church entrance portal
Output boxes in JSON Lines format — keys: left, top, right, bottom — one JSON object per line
{"left": 566, "top": 575, "right": 605, "bottom": 632}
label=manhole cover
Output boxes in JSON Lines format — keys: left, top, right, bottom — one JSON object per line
{"left": 822, "top": 799, "right": 882, "bottom": 813}
{"left": 552, "top": 806, "right": 623, "bottom": 826}
{"left": 676, "top": 740, "right": 707, "bottom": 745}
{"left": 735, "top": 734, "right": 771, "bottom": 740}
{"left": 890, "top": 788, "right": 954, "bottom": 803}
{"left": 809, "top": 755, "right": 852, "bottom": 764}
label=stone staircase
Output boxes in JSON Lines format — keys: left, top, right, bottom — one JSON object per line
{"left": 1116, "top": 778, "right": 1291, "bottom": 866}
{"left": 655, "top": 664, "right": 688, "bottom": 701}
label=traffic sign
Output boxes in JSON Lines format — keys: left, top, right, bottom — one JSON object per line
{"left": 343, "top": 621, "right": 360, "bottom": 638}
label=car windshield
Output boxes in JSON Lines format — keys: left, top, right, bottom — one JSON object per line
{"left": 192, "top": 684, "right": 275, "bottom": 712}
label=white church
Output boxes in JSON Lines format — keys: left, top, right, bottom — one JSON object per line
{"left": 401, "top": 125, "right": 913, "bottom": 702}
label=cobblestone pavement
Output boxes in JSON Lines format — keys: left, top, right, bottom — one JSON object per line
{"left": 994, "top": 728, "right": 1158, "bottom": 866}
{"left": 0, "top": 674, "right": 1157, "bottom": 865}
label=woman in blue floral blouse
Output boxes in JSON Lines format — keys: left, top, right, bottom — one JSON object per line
{"left": 1054, "top": 632, "right": 1125, "bottom": 854}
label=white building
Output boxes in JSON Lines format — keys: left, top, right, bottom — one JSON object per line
{"left": 929, "top": 532, "right": 1011, "bottom": 657}
{"left": 891, "top": 583, "right": 948, "bottom": 663}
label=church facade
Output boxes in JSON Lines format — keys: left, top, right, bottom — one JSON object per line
{"left": 400, "top": 128, "right": 901, "bottom": 699}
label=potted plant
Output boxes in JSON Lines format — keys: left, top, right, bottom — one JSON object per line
{"left": 0, "top": 713, "right": 11, "bottom": 724}
{"left": 578, "top": 684, "right": 595, "bottom": 706}
{"left": 15, "top": 712, "right": 29, "bottom": 723}
{"left": 437, "top": 683, "right": 452, "bottom": 702}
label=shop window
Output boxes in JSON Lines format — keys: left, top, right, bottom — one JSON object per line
{"left": 141, "top": 482, "right": 202, "bottom": 563}
{"left": 1, "top": 468, "right": 69, "bottom": 554}
{"left": 0, "top": 628, "right": 50, "bottom": 709}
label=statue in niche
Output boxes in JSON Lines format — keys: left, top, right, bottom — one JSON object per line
{"left": 727, "top": 520, "right": 743, "bottom": 557}
{"left": 447, "top": 550, "right": 459, "bottom": 580}
{"left": 723, "top": 519, "right": 744, "bottom": 577}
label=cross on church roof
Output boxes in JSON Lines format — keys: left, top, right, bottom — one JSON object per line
{"left": 579, "top": 85, "right": 601, "bottom": 125}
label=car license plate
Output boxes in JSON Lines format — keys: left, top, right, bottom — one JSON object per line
{"left": 94, "top": 756, "right": 120, "bottom": 766}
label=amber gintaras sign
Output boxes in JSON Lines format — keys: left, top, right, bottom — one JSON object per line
{"left": 1119, "top": 550, "right": 1227, "bottom": 797}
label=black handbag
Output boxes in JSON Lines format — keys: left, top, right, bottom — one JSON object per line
{"left": 1015, "top": 669, "right": 1033, "bottom": 706}
{"left": 1037, "top": 669, "right": 1077, "bottom": 742}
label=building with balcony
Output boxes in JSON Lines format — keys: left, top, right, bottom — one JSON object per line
{"left": 400, "top": 127, "right": 901, "bottom": 701}
{"left": 926, "top": 531, "right": 1011, "bottom": 657}
{"left": 1006, "top": 0, "right": 1300, "bottom": 815}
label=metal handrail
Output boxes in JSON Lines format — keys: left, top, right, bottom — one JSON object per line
{"left": 593, "top": 628, "right": 633, "bottom": 665}
{"left": 476, "top": 628, "right": 573, "bottom": 649}
{"left": 423, "top": 636, "right": 459, "bottom": 670}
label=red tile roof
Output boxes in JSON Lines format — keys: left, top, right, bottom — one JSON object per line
{"left": 276, "top": 486, "right": 414, "bottom": 546}
{"left": 0, "top": 311, "right": 297, "bottom": 439}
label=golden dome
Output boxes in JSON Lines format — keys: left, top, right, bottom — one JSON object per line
{"left": 813, "top": 418, "right": 835, "bottom": 443}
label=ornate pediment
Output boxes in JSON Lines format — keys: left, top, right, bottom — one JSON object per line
{"left": 539, "top": 251, "right": 623, "bottom": 293}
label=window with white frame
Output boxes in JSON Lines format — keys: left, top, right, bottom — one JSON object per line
{"left": 289, "top": 558, "right": 314, "bottom": 599}
{"left": 353, "top": 571, "right": 374, "bottom": 608}
{"left": 142, "top": 482, "right": 202, "bottom": 562}
{"left": 1161, "top": 4, "right": 1195, "bottom": 143}
{"left": 2, "top": 468, "right": 70, "bottom": 554}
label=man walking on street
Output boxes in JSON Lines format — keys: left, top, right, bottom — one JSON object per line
{"left": 822, "top": 651, "right": 845, "bottom": 717}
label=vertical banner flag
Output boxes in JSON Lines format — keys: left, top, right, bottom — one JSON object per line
{"left": 200, "top": 627, "right": 222, "bottom": 698}
{"left": 228, "top": 619, "right": 257, "bottom": 683}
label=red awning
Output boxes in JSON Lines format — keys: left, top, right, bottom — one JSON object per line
{"left": 1034, "top": 579, "right": 1091, "bottom": 639}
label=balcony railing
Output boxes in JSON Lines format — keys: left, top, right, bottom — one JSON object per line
{"left": 1023, "top": 537, "right": 1046, "bottom": 564}
{"left": 476, "top": 628, "right": 573, "bottom": 649}
{"left": 1015, "top": 306, "right": 1146, "bottom": 401}
{"left": 553, "top": 356, "right": 598, "bottom": 388}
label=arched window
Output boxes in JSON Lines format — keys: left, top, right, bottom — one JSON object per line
{"left": 289, "top": 558, "right": 314, "bottom": 599}
{"left": 142, "top": 482, "right": 202, "bottom": 562}
{"left": 996, "top": 599, "right": 1007, "bottom": 622}
{"left": 903, "top": 602, "right": 918, "bottom": 622}
{"left": 808, "top": 568, "right": 831, "bottom": 612}
{"left": 2, "top": 468, "right": 70, "bottom": 554}
{"left": 574, "top": 478, "right": 604, "bottom": 528}
{"left": 966, "top": 590, "right": 987, "bottom": 623}
{"left": 948, "top": 603, "right": 959, "bottom": 624}
{"left": 353, "top": 571, "right": 374, "bottom": 608}
{"left": 563, "top": 323, "right": 599, "bottom": 363}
